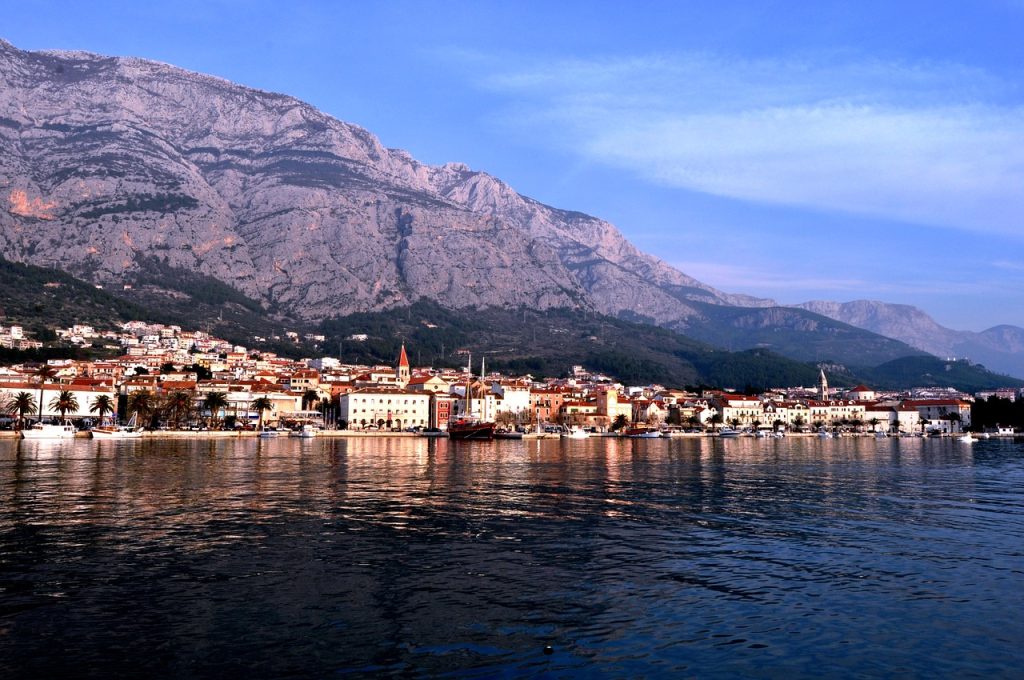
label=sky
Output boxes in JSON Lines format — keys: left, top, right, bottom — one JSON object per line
{"left": 5, "top": 1, "right": 1024, "bottom": 331}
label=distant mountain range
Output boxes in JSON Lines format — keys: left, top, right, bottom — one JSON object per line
{"left": 1, "top": 38, "right": 1020, "bottom": 381}
{"left": 795, "top": 300, "right": 1024, "bottom": 379}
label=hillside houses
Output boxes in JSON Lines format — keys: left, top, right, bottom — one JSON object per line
{"left": 0, "top": 320, "right": 997, "bottom": 434}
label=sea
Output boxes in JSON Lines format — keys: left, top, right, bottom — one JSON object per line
{"left": 1, "top": 435, "right": 1022, "bottom": 678}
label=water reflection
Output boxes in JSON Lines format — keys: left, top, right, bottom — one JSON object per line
{"left": 1, "top": 436, "right": 1022, "bottom": 678}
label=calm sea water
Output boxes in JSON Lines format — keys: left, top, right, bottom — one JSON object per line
{"left": 1, "top": 435, "right": 1023, "bottom": 678}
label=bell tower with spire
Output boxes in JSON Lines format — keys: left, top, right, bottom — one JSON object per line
{"left": 819, "top": 368, "right": 829, "bottom": 401}
{"left": 396, "top": 343, "right": 410, "bottom": 387}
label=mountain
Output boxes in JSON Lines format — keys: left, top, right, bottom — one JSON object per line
{"left": 795, "top": 300, "right": 1024, "bottom": 379}
{"left": 0, "top": 39, "right": 920, "bottom": 369}
{"left": 3, "top": 253, "right": 1016, "bottom": 393}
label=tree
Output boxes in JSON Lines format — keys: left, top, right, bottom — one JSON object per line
{"left": 611, "top": 414, "right": 629, "bottom": 432}
{"left": 5, "top": 392, "right": 36, "bottom": 430}
{"left": 710, "top": 413, "right": 724, "bottom": 430}
{"left": 301, "top": 389, "right": 320, "bottom": 411}
{"left": 728, "top": 417, "right": 741, "bottom": 430}
{"left": 164, "top": 391, "right": 193, "bottom": 429}
{"left": 251, "top": 396, "right": 274, "bottom": 430}
{"left": 203, "top": 392, "right": 228, "bottom": 428}
{"left": 32, "top": 363, "right": 58, "bottom": 422}
{"left": 792, "top": 415, "right": 806, "bottom": 431}
{"left": 128, "top": 390, "right": 156, "bottom": 427}
{"left": 869, "top": 417, "right": 880, "bottom": 433}
{"left": 48, "top": 390, "right": 79, "bottom": 423}
{"left": 90, "top": 394, "right": 116, "bottom": 425}
{"left": 687, "top": 414, "right": 702, "bottom": 430}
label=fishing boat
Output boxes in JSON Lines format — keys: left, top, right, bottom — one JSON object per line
{"left": 22, "top": 421, "right": 77, "bottom": 439}
{"left": 91, "top": 413, "right": 143, "bottom": 439}
{"left": 625, "top": 426, "right": 661, "bottom": 439}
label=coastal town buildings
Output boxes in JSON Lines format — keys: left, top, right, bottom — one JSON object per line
{"left": 0, "top": 320, "right": 1009, "bottom": 435}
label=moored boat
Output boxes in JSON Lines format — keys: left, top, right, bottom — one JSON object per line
{"left": 91, "top": 413, "right": 143, "bottom": 439}
{"left": 22, "top": 422, "right": 77, "bottom": 439}
{"left": 448, "top": 419, "right": 496, "bottom": 440}
{"left": 625, "top": 426, "right": 660, "bottom": 439}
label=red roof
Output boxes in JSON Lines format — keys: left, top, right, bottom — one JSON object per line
{"left": 398, "top": 344, "right": 410, "bottom": 368}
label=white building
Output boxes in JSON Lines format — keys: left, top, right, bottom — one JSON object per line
{"left": 340, "top": 387, "right": 432, "bottom": 430}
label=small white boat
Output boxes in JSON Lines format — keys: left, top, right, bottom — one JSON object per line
{"left": 22, "top": 422, "right": 77, "bottom": 439}
{"left": 290, "top": 424, "right": 319, "bottom": 439}
{"left": 818, "top": 430, "right": 833, "bottom": 439}
{"left": 562, "top": 427, "right": 591, "bottom": 439}
{"left": 958, "top": 433, "right": 978, "bottom": 443}
{"left": 258, "top": 427, "right": 280, "bottom": 438}
{"left": 874, "top": 431, "right": 888, "bottom": 439}
{"left": 718, "top": 428, "right": 742, "bottom": 438}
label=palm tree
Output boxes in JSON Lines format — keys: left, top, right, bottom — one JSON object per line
{"left": 90, "top": 394, "right": 116, "bottom": 426}
{"left": 301, "top": 389, "right": 320, "bottom": 411}
{"left": 251, "top": 396, "right": 274, "bottom": 429}
{"left": 127, "top": 390, "right": 155, "bottom": 427}
{"left": 792, "top": 415, "right": 806, "bottom": 431}
{"left": 164, "top": 391, "right": 193, "bottom": 429}
{"left": 203, "top": 391, "right": 228, "bottom": 429}
{"left": 6, "top": 392, "right": 36, "bottom": 430}
{"left": 48, "top": 390, "right": 79, "bottom": 424}
{"left": 869, "top": 417, "right": 880, "bottom": 433}
{"left": 32, "top": 363, "right": 58, "bottom": 423}
{"left": 611, "top": 413, "right": 629, "bottom": 432}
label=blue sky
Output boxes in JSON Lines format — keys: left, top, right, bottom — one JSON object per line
{"left": 5, "top": 1, "right": 1024, "bottom": 331}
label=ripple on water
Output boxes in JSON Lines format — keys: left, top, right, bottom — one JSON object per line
{"left": 0, "top": 436, "right": 1023, "bottom": 677}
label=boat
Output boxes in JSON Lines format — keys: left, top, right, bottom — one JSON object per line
{"left": 418, "top": 427, "right": 447, "bottom": 438}
{"left": 494, "top": 429, "right": 524, "bottom": 440}
{"left": 22, "top": 421, "right": 77, "bottom": 439}
{"left": 625, "top": 426, "right": 661, "bottom": 439}
{"left": 817, "top": 429, "right": 833, "bottom": 439}
{"left": 91, "top": 413, "right": 143, "bottom": 439}
{"left": 448, "top": 419, "right": 496, "bottom": 440}
{"left": 449, "top": 358, "right": 495, "bottom": 440}
{"left": 958, "top": 433, "right": 978, "bottom": 443}
{"left": 289, "top": 424, "right": 319, "bottom": 439}
{"left": 562, "top": 427, "right": 591, "bottom": 439}
{"left": 258, "top": 426, "right": 280, "bottom": 438}
{"left": 718, "top": 427, "right": 743, "bottom": 438}
{"left": 874, "top": 431, "right": 888, "bottom": 439}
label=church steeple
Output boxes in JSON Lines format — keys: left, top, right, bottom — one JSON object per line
{"left": 397, "top": 343, "right": 410, "bottom": 386}
{"left": 819, "top": 368, "right": 829, "bottom": 401}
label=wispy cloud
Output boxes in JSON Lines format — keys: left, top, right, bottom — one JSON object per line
{"left": 477, "top": 53, "right": 1024, "bottom": 237}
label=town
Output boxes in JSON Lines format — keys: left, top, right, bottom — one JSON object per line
{"left": 1, "top": 320, "right": 1020, "bottom": 438}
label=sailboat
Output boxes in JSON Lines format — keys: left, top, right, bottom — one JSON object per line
{"left": 91, "top": 412, "right": 144, "bottom": 439}
{"left": 449, "top": 356, "right": 495, "bottom": 440}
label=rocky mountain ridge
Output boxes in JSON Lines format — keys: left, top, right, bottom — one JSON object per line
{"left": 0, "top": 38, "right": 769, "bottom": 329}
{"left": 795, "top": 300, "right": 1024, "bottom": 378}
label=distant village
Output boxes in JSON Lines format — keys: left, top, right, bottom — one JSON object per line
{"left": 1, "top": 320, "right": 1022, "bottom": 435}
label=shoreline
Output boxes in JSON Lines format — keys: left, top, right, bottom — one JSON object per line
{"left": 2, "top": 430, "right": 1008, "bottom": 441}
